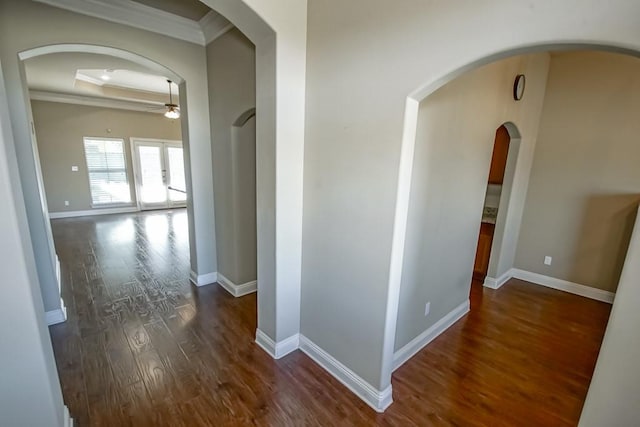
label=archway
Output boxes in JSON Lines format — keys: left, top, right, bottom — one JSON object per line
{"left": 381, "top": 43, "right": 640, "bottom": 408}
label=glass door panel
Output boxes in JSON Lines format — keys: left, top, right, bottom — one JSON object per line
{"left": 166, "top": 145, "right": 187, "bottom": 204}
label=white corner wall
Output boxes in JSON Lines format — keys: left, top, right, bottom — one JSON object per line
{"left": 202, "top": 0, "right": 307, "bottom": 343}
{"left": 579, "top": 206, "right": 640, "bottom": 426}
{"left": 0, "top": 59, "right": 68, "bottom": 427}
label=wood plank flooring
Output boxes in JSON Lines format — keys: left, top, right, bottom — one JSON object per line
{"left": 49, "top": 209, "right": 610, "bottom": 426}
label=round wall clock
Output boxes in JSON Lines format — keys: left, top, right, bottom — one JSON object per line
{"left": 513, "top": 74, "right": 526, "bottom": 101}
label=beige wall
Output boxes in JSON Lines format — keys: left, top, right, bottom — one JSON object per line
{"left": 395, "top": 53, "right": 550, "bottom": 351}
{"left": 32, "top": 100, "right": 182, "bottom": 213}
{"left": 515, "top": 52, "right": 640, "bottom": 293}
{"left": 206, "top": 28, "right": 256, "bottom": 285}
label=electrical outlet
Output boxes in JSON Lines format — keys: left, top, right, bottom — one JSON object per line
{"left": 64, "top": 201, "right": 69, "bottom": 206}
{"left": 71, "top": 165, "right": 78, "bottom": 172}
{"left": 425, "top": 302, "right": 431, "bottom": 316}
{"left": 544, "top": 256, "right": 552, "bottom": 266}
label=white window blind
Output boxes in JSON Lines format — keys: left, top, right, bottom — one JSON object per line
{"left": 83, "top": 138, "right": 131, "bottom": 205}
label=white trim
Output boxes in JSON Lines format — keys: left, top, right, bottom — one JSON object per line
{"left": 33, "top": 0, "right": 205, "bottom": 46}
{"left": 217, "top": 273, "right": 257, "bottom": 297}
{"left": 30, "top": 90, "right": 164, "bottom": 114}
{"left": 510, "top": 268, "right": 615, "bottom": 304}
{"left": 45, "top": 306, "right": 67, "bottom": 326}
{"left": 48, "top": 206, "right": 138, "bottom": 219}
{"left": 64, "top": 405, "right": 73, "bottom": 427}
{"left": 393, "top": 299, "right": 470, "bottom": 371}
{"left": 200, "top": 10, "right": 234, "bottom": 44}
{"left": 379, "top": 98, "right": 421, "bottom": 388}
{"left": 483, "top": 269, "right": 513, "bottom": 290}
{"left": 55, "top": 255, "right": 61, "bottom": 292}
{"left": 189, "top": 270, "right": 218, "bottom": 287}
{"left": 255, "top": 329, "right": 300, "bottom": 359}
{"left": 299, "top": 335, "right": 393, "bottom": 413}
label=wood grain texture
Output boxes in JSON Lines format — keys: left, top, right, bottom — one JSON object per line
{"left": 49, "top": 209, "right": 610, "bottom": 426}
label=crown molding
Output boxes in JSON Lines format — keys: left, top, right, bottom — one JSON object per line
{"left": 34, "top": 0, "right": 206, "bottom": 45}
{"left": 199, "top": 10, "right": 234, "bottom": 45}
{"left": 30, "top": 90, "right": 165, "bottom": 114}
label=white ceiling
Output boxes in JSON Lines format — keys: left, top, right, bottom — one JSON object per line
{"left": 25, "top": 52, "right": 176, "bottom": 110}
{"left": 131, "top": 0, "right": 211, "bottom": 21}
{"left": 76, "top": 69, "right": 177, "bottom": 95}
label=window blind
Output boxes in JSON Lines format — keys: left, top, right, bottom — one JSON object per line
{"left": 83, "top": 138, "right": 131, "bottom": 205}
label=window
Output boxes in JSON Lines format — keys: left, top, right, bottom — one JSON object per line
{"left": 83, "top": 138, "right": 131, "bottom": 205}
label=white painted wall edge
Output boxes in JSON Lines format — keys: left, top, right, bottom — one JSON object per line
{"left": 393, "top": 299, "right": 470, "bottom": 372}
{"left": 217, "top": 273, "right": 257, "bottom": 297}
{"left": 189, "top": 270, "right": 218, "bottom": 287}
{"left": 49, "top": 206, "right": 139, "bottom": 219}
{"left": 45, "top": 306, "right": 67, "bottom": 326}
{"left": 64, "top": 405, "right": 73, "bottom": 427}
{"left": 487, "top": 268, "right": 615, "bottom": 303}
{"left": 299, "top": 335, "right": 393, "bottom": 413}
{"left": 255, "top": 329, "right": 299, "bottom": 359}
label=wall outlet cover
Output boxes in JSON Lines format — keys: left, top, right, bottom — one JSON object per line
{"left": 425, "top": 302, "right": 431, "bottom": 316}
{"left": 544, "top": 256, "right": 552, "bottom": 265}
{"left": 64, "top": 201, "right": 69, "bottom": 206}
{"left": 71, "top": 166, "right": 79, "bottom": 172}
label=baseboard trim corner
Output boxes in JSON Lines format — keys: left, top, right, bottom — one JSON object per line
{"left": 483, "top": 269, "right": 514, "bottom": 289}
{"left": 299, "top": 334, "right": 393, "bottom": 413}
{"left": 510, "top": 268, "right": 615, "bottom": 304}
{"left": 64, "top": 405, "right": 73, "bottom": 427}
{"left": 217, "top": 273, "right": 257, "bottom": 297}
{"left": 189, "top": 270, "right": 218, "bottom": 287}
{"left": 393, "top": 299, "right": 470, "bottom": 372}
{"left": 45, "top": 305, "right": 67, "bottom": 326}
{"left": 255, "top": 329, "right": 299, "bottom": 359}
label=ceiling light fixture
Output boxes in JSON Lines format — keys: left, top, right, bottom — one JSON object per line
{"left": 164, "top": 79, "right": 180, "bottom": 119}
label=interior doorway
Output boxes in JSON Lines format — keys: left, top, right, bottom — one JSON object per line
{"left": 473, "top": 124, "right": 511, "bottom": 281}
{"left": 132, "top": 138, "right": 187, "bottom": 210}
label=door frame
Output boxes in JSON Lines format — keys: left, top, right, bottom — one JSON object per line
{"left": 130, "top": 137, "right": 185, "bottom": 211}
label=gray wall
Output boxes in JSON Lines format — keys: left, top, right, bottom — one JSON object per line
{"left": 515, "top": 51, "right": 640, "bottom": 292}
{"left": 0, "top": 59, "right": 66, "bottom": 427}
{"left": 207, "top": 28, "right": 257, "bottom": 285}
{"left": 395, "top": 53, "right": 550, "bottom": 351}
{"left": 32, "top": 100, "right": 182, "bottom": 213}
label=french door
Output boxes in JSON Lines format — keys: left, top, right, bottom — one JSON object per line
{"left": 132, "top": 139, "right": 187, "bottom": 210}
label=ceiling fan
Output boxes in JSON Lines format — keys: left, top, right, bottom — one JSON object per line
{"left": 163, "top": 79, "right": 180, "bottom": 119}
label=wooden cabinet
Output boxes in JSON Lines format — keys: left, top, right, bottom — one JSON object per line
{"left": 473, "top": 222, "right": 495, "bottom": 280}
{"left": 488, "top": 125, "right": 510, "bottom": 184}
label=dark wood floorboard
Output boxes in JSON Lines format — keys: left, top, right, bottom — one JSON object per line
{"left": 49, "top": 209, "right": 610, "bottom": 426}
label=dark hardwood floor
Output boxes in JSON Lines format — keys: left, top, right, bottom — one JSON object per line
{"left": 49, "top": 209, "right": 611, "bottom": 426}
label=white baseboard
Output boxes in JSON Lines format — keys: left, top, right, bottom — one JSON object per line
{"left": 393, "top": 299, "right": 470, "bottom": 371}
{"left": 255, "top": 329, "right": 299, "bottom": 359}
{"left": 45, "top": 305, "right": 67, "bottom": 326}
{"left": 49, "top": 206, "right": 139, "bottom": 219}
{"left": 483, "top": 269, "right": 513, "bottom": 289}
{"left": 510, "top": 268, "right": 615, "bottom": 304}
{"left": 299, "top": 335, "right": 393, "bottom": 413}
{"left": 64, "top": 405, "right": 73, "bottom": 427}
{"left": 189, "top": 270, "right": 218, "bottom": 287}
{"left": 217, "top": 273, "right": 257, "bottom": 297}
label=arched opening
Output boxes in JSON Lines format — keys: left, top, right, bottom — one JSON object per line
{"left": 382, "top": 46, "right": 640, "bottom": 418}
